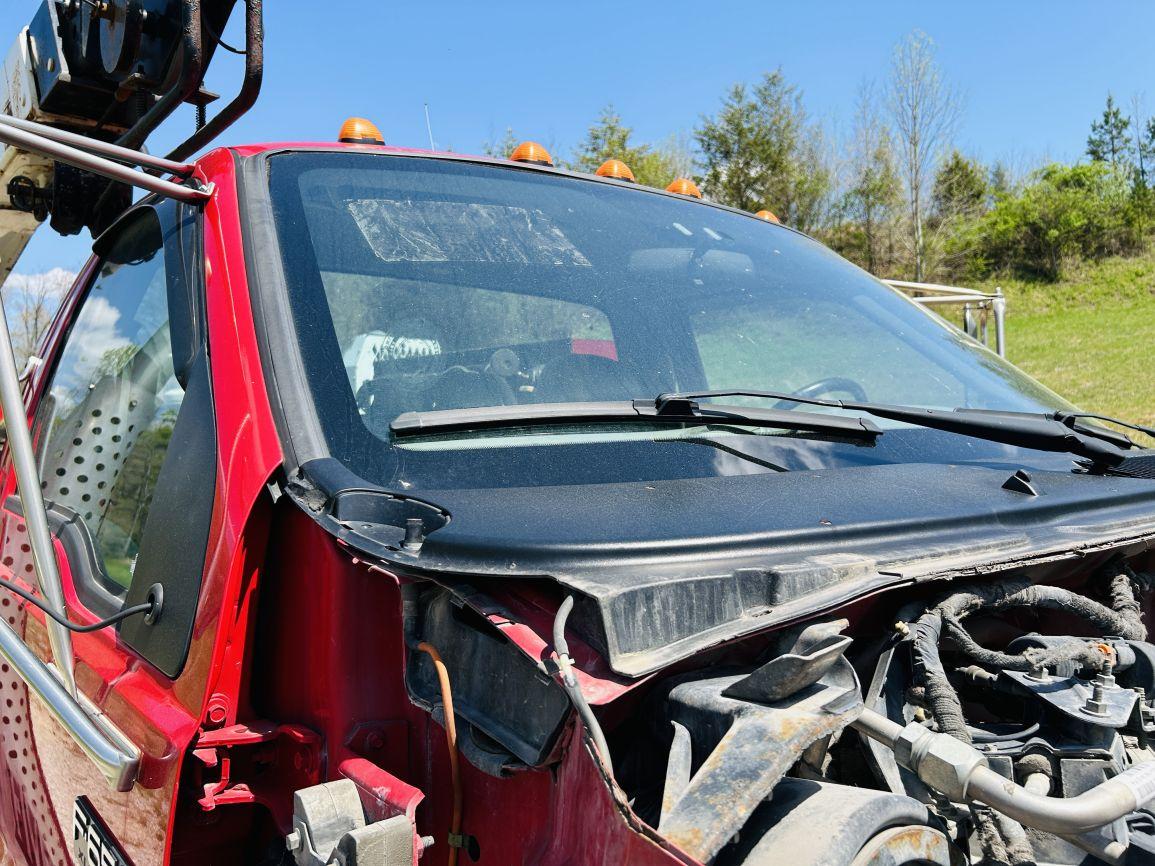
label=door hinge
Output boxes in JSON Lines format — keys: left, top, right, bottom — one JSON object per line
{"left": 192, "top": 721, "right": 321, "bottom": 819}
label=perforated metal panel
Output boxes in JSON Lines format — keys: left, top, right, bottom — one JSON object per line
{"left": 37, "top": 325, "right": 173, "bottom": 583}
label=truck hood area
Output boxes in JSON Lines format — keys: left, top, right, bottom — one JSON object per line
{"left": 297, "top": 459, "right": 1155, "bottom": 676}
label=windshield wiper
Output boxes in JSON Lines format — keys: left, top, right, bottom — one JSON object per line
{"left": 656, "top": 390, "right": 1137, "bottom": 468}
{"left": 390, "top": 399, "right": 882, "bottom": 440}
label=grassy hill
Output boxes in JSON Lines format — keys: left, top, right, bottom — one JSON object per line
{"left": 970, "top": 249, "right": 1155, "bottom": 434}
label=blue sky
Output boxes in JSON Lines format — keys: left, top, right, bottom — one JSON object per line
{"left": 3, "top": 0, "right": 1153, "bottom": 274}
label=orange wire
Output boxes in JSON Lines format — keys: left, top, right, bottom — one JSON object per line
{"left": 418, "top": 641, "right": 463, "bottom": 866}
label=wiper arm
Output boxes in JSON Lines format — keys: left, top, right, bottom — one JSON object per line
{"left": 391, "top": 399, "right": 882, "bottom": 440}
{"left": 657, "top": 390, "right": 1134, "bottom": 468}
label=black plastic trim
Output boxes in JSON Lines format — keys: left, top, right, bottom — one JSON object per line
{"left": 234, "top": 149, "right": 325, "bottom": 470}
{"left": 118, "top": 350, "right": 217, "bottom": 676}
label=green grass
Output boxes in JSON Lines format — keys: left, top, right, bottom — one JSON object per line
{"left": 971, "top": 248, "right": 1155, "bottom": 435}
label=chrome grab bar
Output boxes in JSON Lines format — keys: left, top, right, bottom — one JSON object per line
{"left": 0, "top": 115, "right": 195, "bottom": 177}
{"left": 0, "top": 115, "right": 211, "bottom": 204}
{"left": 0, "top": 272, "right": 141, "bottom": 791}
{"left": 0, "top": 615, "right": 139, "bottom": 791}
{"left": 0, "top": 290, "right": 75, "bottom": 695}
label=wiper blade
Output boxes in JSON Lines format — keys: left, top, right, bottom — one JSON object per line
{"left": 657, "top": 390, "right": 1134, "bottom": 468}
{"left": 391, "top": 399, "right": 882, "bottom": 440}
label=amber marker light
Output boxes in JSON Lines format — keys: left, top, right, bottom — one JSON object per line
{"left": 755, "top": 209, "right": 780, "bottom": 223}
{"left": 509, "top": 141, "right": 554, "bottom": 166}
{"left": 596, "top": 159, "right": 636, "bottom": 182}
{"left": 666, "top": 177, "right": 702, "bottom": 198}
{"left": 338, "top": 117, "right": 385, "bottom": 145}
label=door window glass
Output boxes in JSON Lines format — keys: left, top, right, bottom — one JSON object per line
{"left": 33, "top": 212, "right": 182, "bottom": 594}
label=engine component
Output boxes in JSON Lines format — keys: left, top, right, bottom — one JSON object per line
{"left": 854, "top": 707, "right": 1155, "bottom": 845}
{"left": 718, "top": 779, "right": 956, "bottom": 866}
{"left": 847, "top": 558, "right": 1155, "bottom": 865}
{"left": 657, "top": 621, "right": 864, "bottom": 863}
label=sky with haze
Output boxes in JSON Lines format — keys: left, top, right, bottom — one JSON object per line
{"left": 0, "top": 0, "right": 1152, "bottom": 276}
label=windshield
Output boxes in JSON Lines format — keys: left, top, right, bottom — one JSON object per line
{"left": 265, "top": 151, "right": 1075, "bottom": 491}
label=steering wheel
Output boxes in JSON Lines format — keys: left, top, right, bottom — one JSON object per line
{"left": 772, "top": 376, "right": 869, "bottom": 410}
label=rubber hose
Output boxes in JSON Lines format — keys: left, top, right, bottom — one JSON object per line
{"left": 553, "top": 596, "right": 614, "bottom": 778}
{"left": 417, "top": 642, "right": 463, "bottom": 866}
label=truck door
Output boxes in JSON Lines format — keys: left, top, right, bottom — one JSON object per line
{"left": 0, "top": 198, "right": 216, "bottom": 866}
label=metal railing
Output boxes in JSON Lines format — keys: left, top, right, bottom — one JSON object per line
{"left": 884, "top": 279, "right": 1007, "bottom": 358}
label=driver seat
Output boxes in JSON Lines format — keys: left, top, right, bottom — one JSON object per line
{"left": 533, "top": 354, "right": 645, "bottom": 404}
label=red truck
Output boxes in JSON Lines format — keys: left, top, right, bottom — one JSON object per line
{"left": 2, "top": 3, "right": 1155, "bottom": 866}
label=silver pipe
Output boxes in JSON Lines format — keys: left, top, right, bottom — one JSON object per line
{"left": 992, "top": 290, "right": 1007, "bottom": 357}
{"left": 968, "top": 763, "right": 1152, "bottom": 835}
{"left": 853, "top": 708, "right": 1155, "bottom": 836}
{"left": 0, "top": 114, "right": 194, "bottom": 177}
{"left": 0, "top": 295, "right": 75, "bottom": 696}
{"left": 0, "top": 613, "right": 138, "bottom": 791}
{"left": 911, "top": 295, "right": 997, "bottom": 306}
{"left": 883, "top": 279, "right": 997, "bottom": 298}
{"left": 0, "top": 123, "right": 210, "bottom": 204}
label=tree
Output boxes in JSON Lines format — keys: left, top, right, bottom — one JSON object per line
{"left": 989, "top": 162, "right": 1013, "bottom": 200}
{"left": 933, "top": 150, "right": 987, "bottom": 220}
{"left": 841, "top": 85, "right": 901, "bottom": 274}
{"left": 961, "top": 162, "right": 1137, "bottom": 279}
{"left": 0, "top": 268, "right": 73, "bottom": 369}
{"left": 695, "top": 70, "right": 831, "bottom": 231}
{"left": 1144, "top": 118, "right": 1155, "bottom": 183}
{"left": 1129, "top": 95, "right": 1153, "bottom": 189}
{"left": 570, "top": 105, "right": 685, "bottom": 187}
{"left": 1086, "top": 94, "right": 1131, "bottom": 167}
{"left": 887, "top": 30, "right": 962, "bottom": 280}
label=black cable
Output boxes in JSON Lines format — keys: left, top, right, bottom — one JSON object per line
{"left": 0, "top": 577, "right": 159, "bottom": 633}
{"left": 203, "top": 16, "right": 246, "bottom": 55}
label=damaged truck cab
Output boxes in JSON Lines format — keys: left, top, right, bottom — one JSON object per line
{"left": 2, "top": 133, "right": 1155, "bottom": 866}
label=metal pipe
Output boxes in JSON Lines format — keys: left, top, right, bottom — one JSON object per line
{"left": 167, "top": 0, "right": 264, "bottom": 162}
{"left": 968, "top": 763, "right": 1152, "bottom": 836}
{"left": 910, "top": 294, "right": 997, "bottom": 306}
{"left": 883, "top": 279, "right": 999, "bottom": 298}
{"left": 0, "top": 614, "right": 139, "bottom": 791}
{"left": 0, "top": 122, "right": 210, "bottom": 204}
{"left": 0, "top": 115, "right": 194, "bottom": 176}
{"left": 853, "top": 708, "right": 1155, "bottom": 836}
{"left": 992, "top": 289, "right": 1007, "bottom": 357}
{"left": 0, "top": 290, "right": 75, "bottom": 696}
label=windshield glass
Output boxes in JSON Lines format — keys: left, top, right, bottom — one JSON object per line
{"left": 265, "top": 152, "right": 1075, "bottom": 491}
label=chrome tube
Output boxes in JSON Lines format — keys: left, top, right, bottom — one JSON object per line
{"left": 0, "top": 115, "right": 194, "bottom": 176}
{"left": 967, "top": 762, "right": 1153, "bottom": 835}
{"left": 0, "top": 295, "right": 75, "bottom": 696}
{"left": 0, "top": 614, "right": 139, "bottom": 791}
{"left": 853, "top": 708, "right": 1155, "bottom": 836}
{"left": 992, "top": 290, "right": 1007, "bottom": 357}
{"left": 0, "top": 122, "right": 210, "bottom": 204}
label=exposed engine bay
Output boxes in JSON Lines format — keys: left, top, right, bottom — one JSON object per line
{"left": 398, "top": 550, "right": 1155, "bottom": 866}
